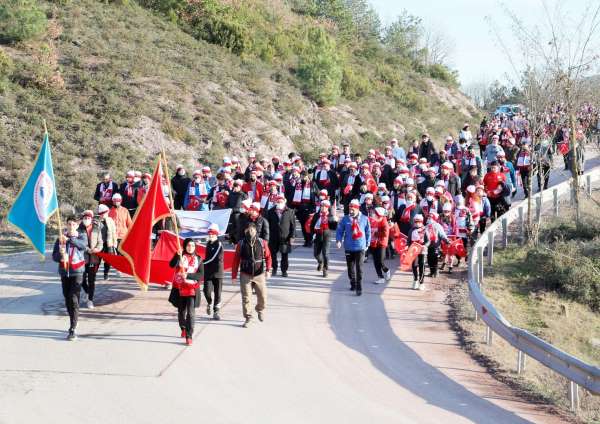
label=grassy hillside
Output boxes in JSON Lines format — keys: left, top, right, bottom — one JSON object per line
{"left": 0, "top": 0, "right": 479, "bottom": 218}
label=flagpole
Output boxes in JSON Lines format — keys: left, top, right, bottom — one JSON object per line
{"left": 160, "top": 149, "right": 183, "bottom": 259}
{"left": 44, "top": 119, "right": 66, "bottom": 264}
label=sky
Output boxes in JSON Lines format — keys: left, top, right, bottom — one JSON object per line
{"left": 369, "top": 0, "right": 593, "bottom": 88}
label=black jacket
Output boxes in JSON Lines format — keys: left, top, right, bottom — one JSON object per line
{"left": 226, "top": 190, "right": 248, "bottom": 214}
{"left": 203, "top": 240, "right": 224, "bottom": 280}
{"left": 171, "top": 175, "right": 191, "bottom": 202}
{"left": 237, "top": 214, "right": 269, "bottom": 242}
{"left": 266, "top": 208, "right": 296, "bottom": 247}
{"left": 309, "top": 211, "right": 338, "bottom": 242}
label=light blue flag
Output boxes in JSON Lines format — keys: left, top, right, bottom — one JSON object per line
{"left": 7, "top": 132, "right": 59, "bottom": 256}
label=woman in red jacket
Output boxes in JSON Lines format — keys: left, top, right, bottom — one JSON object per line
{"left": 169, "top": 238, "right": 204, "bottom": 346}
{"left": 369, "top": 207, "right": 391, "bottom": 284}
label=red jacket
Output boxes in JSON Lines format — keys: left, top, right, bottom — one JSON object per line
{"left": 369, "top": 216, "right": 390, "bottom": 248}
{"left": 242, "top": 181, "right": 264, "bottom": 202}
{"left": 483, "top": 171, "right": 506, "bottom": 199}
{"left": 231, "top": 238, "right": 272, "bottom": 280}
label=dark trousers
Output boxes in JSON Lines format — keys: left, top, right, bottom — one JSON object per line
{"left": 270, "top": 245, "right": 289, "bottom": 273}
{"left": 103, "top": 241, "right": 120, "bottom": 277}
{"left": 412, "top": 254, "right": 425, "bottom": 281}
{"left": 345, "top": 250, "right": 365, "bottom": 290}
{"left": 489, "top": 197, "right": 507, "bottom": 222}
{"left": 369, "top": 246, "right": 389, "bottom": 278}
{"left": 521, "top": 169, "right": 530, "bottom": 197}
{"left": 82, "top": 263, "right": 99, "bottom": 301}
{"left": 537, "top": 163, "right": 551, "bottom": 191}
{"left": 174, "top": 196, "right": 185, "bottom": 211}
{"left": 61, "top": 274, "right": 82, "bottom": 331}
{"left": 295, "top": 208, "right": 311, "bottom": 245}
{"left": 427, "top": 246, "right": 439, "bottom": 275}
{"left": 314, "top": 236, "right": 331, "bottom": 270}
{"left": 203, "top": 278, "right": 223, "bottom": 310}
{"left": 178, "top": 296, "right": 195, "bottom": 336}
{"left": 228, "top": 212, "right": 241, "bottom": 243}
{"left": 479, "top": 218, "right": 487, "bottom": 234}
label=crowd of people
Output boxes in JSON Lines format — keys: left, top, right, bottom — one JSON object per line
{"left": 53, "top": 110, "right": 591, "bottom": 343}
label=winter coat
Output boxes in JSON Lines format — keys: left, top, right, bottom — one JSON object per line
{"left": 266, "top": 208, "right": 296, "bottom": 252}
{"left": 94, "top": 181, "right": 119, "bottom": 204}
{"left": 203, "top": 240, "right": 224, "bottom": 280}
{"left": 100, "top": 215, "right": 118, "bottom": 249}
{"left": 336, "top": 213, "right": 371, "bottom": 252}
{"left": 169, "top": 253, "right": 204, "bottom": 300}
{"left": 369, "top": 216, "right": 390, "bottom": 248}
{"left": 78, "top": 221, "right": 104, "bottom": 265}
{"left": 52, "top": 232, "right": 88, "bottom": 276}
{"left": 231, "top": 238, "right": 272, "bottom": 279}
{"left": 108, "top": 206, "right": 132, "bottom": 240}
{"left": 237, "top": 214, "right": 269, "bottom": 242}
{"left": 171, "top": 174, "right": 191, "bottom": 204}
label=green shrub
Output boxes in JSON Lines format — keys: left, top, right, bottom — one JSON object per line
{"left": 297, "top": 27, "right": 343, "bottom": 105}
{"left": 341, "top": 66, "right": 372, "bottom": 100}
{"left": 0, "top": 49, "right": 13, "bottom": 82}
{"left": 428, "top": 63, "right": 458, "bottom": 85}
{"left": 0, "top": 0, "right": 48, "bottom": 44}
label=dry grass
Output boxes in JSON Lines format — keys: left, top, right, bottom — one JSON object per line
{"left": 450, "top": 195, "right": 600, "bottom": 423}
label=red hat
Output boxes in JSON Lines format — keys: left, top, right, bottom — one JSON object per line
{"left": 250, "top": 202, "right": 261, "bottom": 211}
{"left": 349, "top": 199, "right": 360, "bottom": 209}
{"left": 202, "top": 166, "right": 211, "bottom": 173}
{"left": 82, "top": 210, "right": 94, "bottom": 218}
{"left": 319, "top": 189, "right": 328, "bottom": 197}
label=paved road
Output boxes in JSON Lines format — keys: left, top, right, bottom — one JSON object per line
{"left": 2, "top": 151, "right": 598, "bottom": 424}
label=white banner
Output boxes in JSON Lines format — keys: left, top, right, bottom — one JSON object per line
{"left": 175, "top": 209, "right": 232, "bottom": 239}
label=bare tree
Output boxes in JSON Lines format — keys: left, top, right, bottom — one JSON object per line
{"left": 492, "top": 0, "right": 600, "bottom": 233}
{"left": 422, "top": 25, "right": 455, "bottom": 67}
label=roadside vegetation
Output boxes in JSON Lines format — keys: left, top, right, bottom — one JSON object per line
{"left": 451, "top": 194, "right": 600, "bottom": 423}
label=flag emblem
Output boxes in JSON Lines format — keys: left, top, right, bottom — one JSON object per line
{"left": 34, "top": 170, "right": 55, "bottom": 223}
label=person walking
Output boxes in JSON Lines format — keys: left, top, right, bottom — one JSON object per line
{"left": 369, "top": 207, "right": 391, "bottom": 285}
{"left": 52, "top": 215, "right": 88, "bottom": 340}
{"left": 231, "top": 224, "right": 272, "bottom": 328}
{"left": 169, "top": 238, "right": 204, "bottom": 346}
{"left": 266, "top": 195, "right": 296, "bottom": 277}
{"left": 310, "top": 199, "right": 338, "bottom": 278}
{"left": 78, "top": 210, "right": 103, "bottom": 309}
{"left": 203, "top": 224, "right": 224, "bottom": 320}
{"left": 106, "top": 193, "right": 132, "bottom": 277}
{"left": 336, "top": 199, "right": 371, "bottom": 296}
{"left": 408, "top": 214, "right": 429, "bottom": 290}
{"left": 97, "top": 204, "right": 117, "bottom": 280}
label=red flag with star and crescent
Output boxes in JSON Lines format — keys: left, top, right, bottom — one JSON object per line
{"left": 118, "top": 157, "right": 171, "bottom": 289}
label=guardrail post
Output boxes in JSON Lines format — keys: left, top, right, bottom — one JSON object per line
{"left": 502, "top": 217, "right": 508, "bottom": 248}
{"left": 553, "top": 188, "right": 559, "bottom": 216}
{"left": 477, "top": 246, "right": 484, "bottom": 285}
{"left": 569, "top": 381, "right": 579, "bottom": 412}
{"left": 485, "top": 326, "right": 493, "bottom": 345}
{"left": 487, "top": 231, "right": 494, "bottom": 266}
{"left": 517, "top": 350, "right": 526, "bottom": 374}
{"left": 535, "top": 196, "right": 542, "bottom": 224}
{"left": 518, "top": 206, "right": 524, "bottom": 244}
{"left": 587, "top": 174, "right": 592, "bottom": 196}
{"left": 570, "top": 180, "right": 575, "bottom": 205}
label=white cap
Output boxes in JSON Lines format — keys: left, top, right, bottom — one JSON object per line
{"left": 405, "top": 178, "right": 415, "bottom": 186}
{"left": 414, "top": 214, "right": 424, "bottom": 222}
{"left": 442, "top": 161, "right": 454, "bottom": 170}
{"left": 349, "top": 199, "right": 360, "bottom": 209}
{"left": 112, "top": 193, "right": 122, "bottom": 200}
{"left": 320, "top": 200, "right": 331, "bottom": 208}
{"left": 365, "top": 193, "right": 374, "bottom": 199}
{"left": 381, "top": 195, "right": 390, "bottom": 203}
{"left": 97, "top": 204, "right": 109, "bottom": 214}
{"left": 467, "top": 185, "right": 476, "bottom": 193}
{"left": 126, "top": 170, "right": 135, "bottom": 177}
{"left": 374, "top": 207, "right": 387, "bottom": 217}
{"left": 378, "top": 183, "right": 387, "bottom": 189}
{"left": 443, "top": 203, "right": 453, "bottom": 211}
{"left": 207, "top": 223, "right": 220, "bottom": 234}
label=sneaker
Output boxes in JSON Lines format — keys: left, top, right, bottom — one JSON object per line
{"left": 356, "top": 288, "right": 362, "bottom": 296}
{"left": 207, "top": 305, "right": 212, "bottom": 316}
{"left": 103, "top": 273, "right": 109, "bottom": 281}
{"left": 281, "top": 271, "right": 288, "bottom": 278}
{"left": 67, "top": 330, "right": 77, "bottom": 341}
{"left": 419, "top": 283, "right": 426, "bottom": 291}
{"left": 272, "top": 269, "right": 277, "bottom": 276}
{"left": 322, "top": 269, "right": 328, "bottom": 278}
{"left": 373, "top": 278, "right": 384, "bottom": 285}
{"left": 448, "top": 266, "right": 453, "bottom": 274}
{"left": 258, "top": 311, "right": 264, "bottom": 322}
{"left": 181, "top": 329, "right": 187, "bottom": 338}
{"left": 185, "top": 337, "right": 193, "bottom": 346}
{"left": 213, "top": 311, "right": 221, "bottom": 321}
{"left": 412, "top": 279, "right": 419, "bottom": 290}
{"left": 317, "top": 262, "right": 322, "bottom": 271}
{"left": 242, "top": 317, "right": 251, "bottom": 328}
{"left": 87, "top": 300, "right": 94, "bottom": 310}
{"left": 165, "top": 283, "right": 172, "bottom": 290}
{"left": 384, "top": 269, "right": 391, "bottom": 281}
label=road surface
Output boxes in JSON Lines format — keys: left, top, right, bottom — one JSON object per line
{"left": 2, "top": 152, "right": 598, "bottom": 424}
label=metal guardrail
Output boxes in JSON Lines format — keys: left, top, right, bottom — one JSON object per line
{"left": 467, "top": 170, "right": 600, "bottom": 411}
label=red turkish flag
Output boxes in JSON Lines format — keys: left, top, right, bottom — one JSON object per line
{"left": 118, "top": 157, "right": 171, "bottom": 289}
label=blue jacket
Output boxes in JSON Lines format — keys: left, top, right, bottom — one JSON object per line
{"left": 336, "top": 213, "right": 371, "bottom": 252}
{"left": 501, "top": 161, "right": 517, "bottom": 190}
{"left": 52, "top": 232, "right": 88, "bottom": 277}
